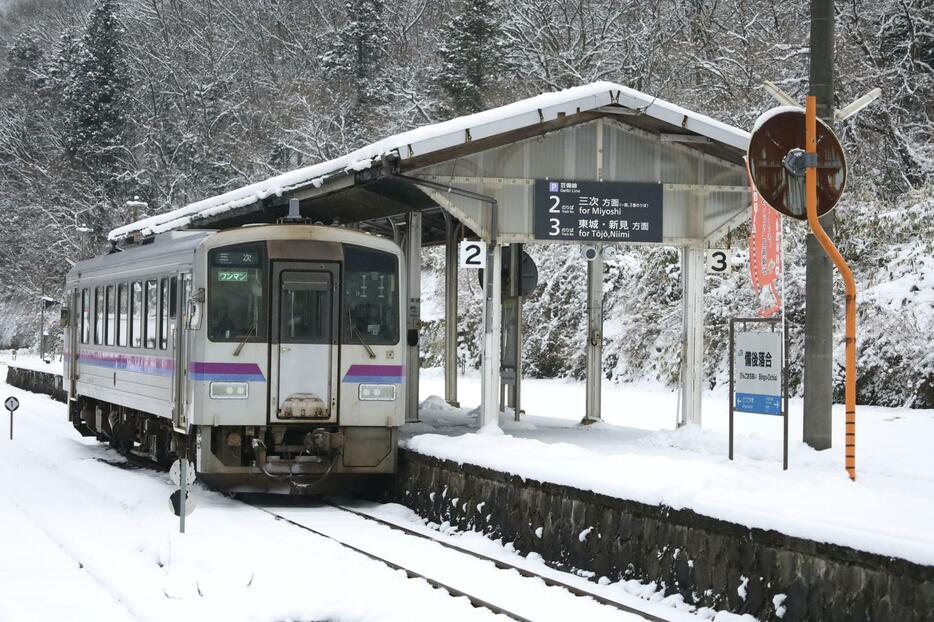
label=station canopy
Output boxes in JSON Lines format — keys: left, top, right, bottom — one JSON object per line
{"left": 109, "top": 81, "right": 751, "bottom": 247}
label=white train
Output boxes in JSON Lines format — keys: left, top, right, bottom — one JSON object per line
{"left": 63, "top": 224, "right": 407, "bottom": 493}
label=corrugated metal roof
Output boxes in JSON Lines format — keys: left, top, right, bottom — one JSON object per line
{"left": 109, "top": 81, "right": 750, "bottom": 242}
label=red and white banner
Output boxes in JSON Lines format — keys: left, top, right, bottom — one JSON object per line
{"left": 746, "top": 159, "right": 783, "bottom": 317}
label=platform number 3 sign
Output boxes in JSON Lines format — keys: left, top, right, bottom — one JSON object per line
{"left": 706, "top": 249, "right": 734, "bottom": 275}
{"left": 459, "top": 240, "right": 487, "bottom": 269}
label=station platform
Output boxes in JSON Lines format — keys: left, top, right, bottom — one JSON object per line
{"left": 410, "top": 369, "right": 934, "bottom": 569}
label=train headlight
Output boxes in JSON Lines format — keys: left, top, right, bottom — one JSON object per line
{"left": 358, "top": 384, "right": 396, "bottom": 401}
{"left": 209, "top": 382, "right": 249, "bottom": 399}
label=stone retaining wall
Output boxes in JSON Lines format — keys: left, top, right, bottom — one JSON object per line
{"left": 5, "top": 365, "right": 66, "bottom": 402}
{"left": 384, "top": 449, "right": 934, "bottom": 621}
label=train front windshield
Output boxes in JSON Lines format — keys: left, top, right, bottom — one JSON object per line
{"left": 208, "top": 243, "right": 268, "bottom": 342}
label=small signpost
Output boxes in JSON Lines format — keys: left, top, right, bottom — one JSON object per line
{"left": 169, "top": 457, "right": 196, "bottom": 533}
{"left": 705, "top": 249, "right": 734, "bottom": 275}
{"left": 533, "top": 179, "right": 663, "bottom": 243}
{"left": 5, "top": 396, "right": 19, "bottom": 440}
{"left": 459, "top": 240, "right": 487, "bottom": 269}
{"left": 729, "top": 318, "right": 788, "bottom": 470}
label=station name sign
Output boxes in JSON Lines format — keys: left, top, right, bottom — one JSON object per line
{"left": 533, "top": 179, "right": 663, "bottom": 243}
{"left": 734, "top": 331, "right": 782, "bottom": 415}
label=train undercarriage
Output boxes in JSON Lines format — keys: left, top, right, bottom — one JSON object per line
{"left": 68, "top": 397, "right": 397, "bottom": 494}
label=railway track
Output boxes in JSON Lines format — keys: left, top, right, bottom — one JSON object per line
{"left": 83, "top": 453, "right": 671, "bottom": 621}
{"left": 249, "top": 500, "right": 673, "bottom": 622}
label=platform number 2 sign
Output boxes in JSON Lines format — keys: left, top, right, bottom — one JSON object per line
{"left": 706, "top": 249, "right": 734, "bottom": 275}
{"left": 459, "top": 240, "right": 487, "bottom": 269}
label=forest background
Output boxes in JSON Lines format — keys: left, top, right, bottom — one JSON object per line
{"left": 0, "top": 0, "right": 931, "bottom": 406}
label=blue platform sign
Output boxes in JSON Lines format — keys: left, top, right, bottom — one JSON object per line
{"left": 733, "top": 331, "right": 782, "bottom": 415}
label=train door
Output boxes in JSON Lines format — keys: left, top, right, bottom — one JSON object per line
{"left": 68, "top": 288, "right": 79, "bottom": 397}
{"left": 269, "top": 262, "right": 339, "bottom": 422}
{"left": 173, "top": 272, "right": 191, "bottom": 431}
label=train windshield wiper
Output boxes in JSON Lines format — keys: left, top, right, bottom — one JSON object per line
{"left": 233, "top": 325, "right": 255, "bottom": 356}
{"left": 348, "top": 312, "right": 376, "bottom": 359}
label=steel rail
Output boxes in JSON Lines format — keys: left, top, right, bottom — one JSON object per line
{"left": 326, "top": 502, "right": 671, "bottom": 622}
{"left": 250, "top": 504, "right": 535, "bottom": 622}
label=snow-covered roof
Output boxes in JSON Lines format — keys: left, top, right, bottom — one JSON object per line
{"left": 109, "top": 81, "right": 751, "bottom": 242}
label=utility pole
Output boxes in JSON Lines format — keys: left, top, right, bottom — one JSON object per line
{"left": 804, "top": 0, "right": 835, "bottom": 449}
{"left": 39, "top": 284, "right": 46, "bottom": 361}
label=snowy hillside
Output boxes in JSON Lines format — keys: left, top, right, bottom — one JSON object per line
{"left": 1, "top": 0, "right": 931, "bottom": 405}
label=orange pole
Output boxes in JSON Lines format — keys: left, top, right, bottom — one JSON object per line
{"left": 805, "top": 96, "right": 857, "bottom": 481}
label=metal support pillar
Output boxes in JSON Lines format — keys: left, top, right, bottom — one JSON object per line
{"left": 405, "top": 212, "right": 422, "bottom": 422}
{"left": 444, "top": 216, "right": 459, "bottom": 407}
{"left": 480, "top": 243, "right": 503, "bottom": 429}
{"left": 804, "top": 0, "right": 836, "bottom": 450}
{"left": 582, "top": 254, "right": 604, "bottom": 423}
{"left": 681, "top": 246, "right": 704, "bottom": 427}
{"left": 506, "top": 243, "right": 522, "bottom": 419}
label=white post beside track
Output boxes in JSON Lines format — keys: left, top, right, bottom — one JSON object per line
{"left": 681, "top": 246, "right": 705, "bottom": 427}
{"left": 480, "top": 244, "right": 503, "bottom": 429}
{"left": 405, "top": 212, "right": 422, "bottom": 422}
{"left": 583, "top": 253, "right": 604, "bottom": 423}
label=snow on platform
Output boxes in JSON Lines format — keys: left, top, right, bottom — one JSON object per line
{"left": 409, "top": 369, "right": 934, "bottom": 568}
{"left": 0, "top": 352, "right": 64, "bottom": 376}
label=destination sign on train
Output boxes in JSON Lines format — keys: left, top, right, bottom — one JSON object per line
{"left": 214, "top": 251, "right": 261, "bottom": 267}
{"left": 533, "top": 180, "right": 663, "bottom": 243}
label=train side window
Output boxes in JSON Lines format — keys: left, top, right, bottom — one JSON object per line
{"left": 169, "top": 277, "right": 178, "bottom": 320}
{"left": 94, "top": 287, "right": 104, "bottom": 345}
{"left": 145, "top": 280, "right": 158, "bottom": 349}
{"left": 131, "top": 282, "right": 143, "bottom": 348}
{"left": 159, "top": 278, "right": 169, "bottom": 350}
{"left": 117, "top": 284, "right": 128, "bottom": 347}
{"left": 81, "top": 289, "right": 91, "bottom": 344}
{"left": 105, "top": 285, "right": 116, "bottom": 346}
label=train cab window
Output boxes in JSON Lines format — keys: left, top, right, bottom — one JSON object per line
{"left": 131, "top": 282, "right": 143, "bottom": 348}
{"left": 159, "top": 278, "right": 169, "bottom": 350}
{"left": 81, "top": 289, "right": 91, "bottom": 344}
{"left": 208, "top": 243, "right": 267, "bottom": 342}
{"left": 105, "top": 285, "right": 116, "bottom": 345}
{"left": 343, "top": 245, "right": 399, "bottom": 345}
{"left": 117, "top": 284, "right": 128, "bottom": 347}
{"left": 145, "top": 280, "right": 158, "bottom": 349}
{"left": 94, "top": 287, "right": 104, "bottom": 345}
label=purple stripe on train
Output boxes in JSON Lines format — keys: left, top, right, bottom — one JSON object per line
{"left": 342, "top": 364, "right": 405, "bottom": 384}
{"left": 78, "top": 351, "right": 175, "bottom": 377}
{"left": 189, "top": 362, "right": 265, "bottom": 382}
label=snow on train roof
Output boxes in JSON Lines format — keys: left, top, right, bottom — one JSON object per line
{"left": 109, "top": 81, "right": 751, "bottom": 242}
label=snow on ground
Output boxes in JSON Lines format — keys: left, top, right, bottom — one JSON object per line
{"left": 2, "top": 359, "right": 931, "bottom": 620}
{"left": 0, "top": 368, "right": 508, "bottom": 622}
{"left": 410, "top": 368, "right": 934, "bottom": 567}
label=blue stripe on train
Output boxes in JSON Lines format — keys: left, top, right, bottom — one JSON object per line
{"left": 189, "top": 372, "right": 265, "bottom": 382}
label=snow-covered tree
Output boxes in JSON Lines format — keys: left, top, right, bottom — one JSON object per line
{"left": 433, "top": 0, "right": 506, "bottom": 115}
{"left": 61, "top": 0, "right": 129, "bottom": 183}
{"left": 320, "top": 0, "right": 392, "bottom": 140}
